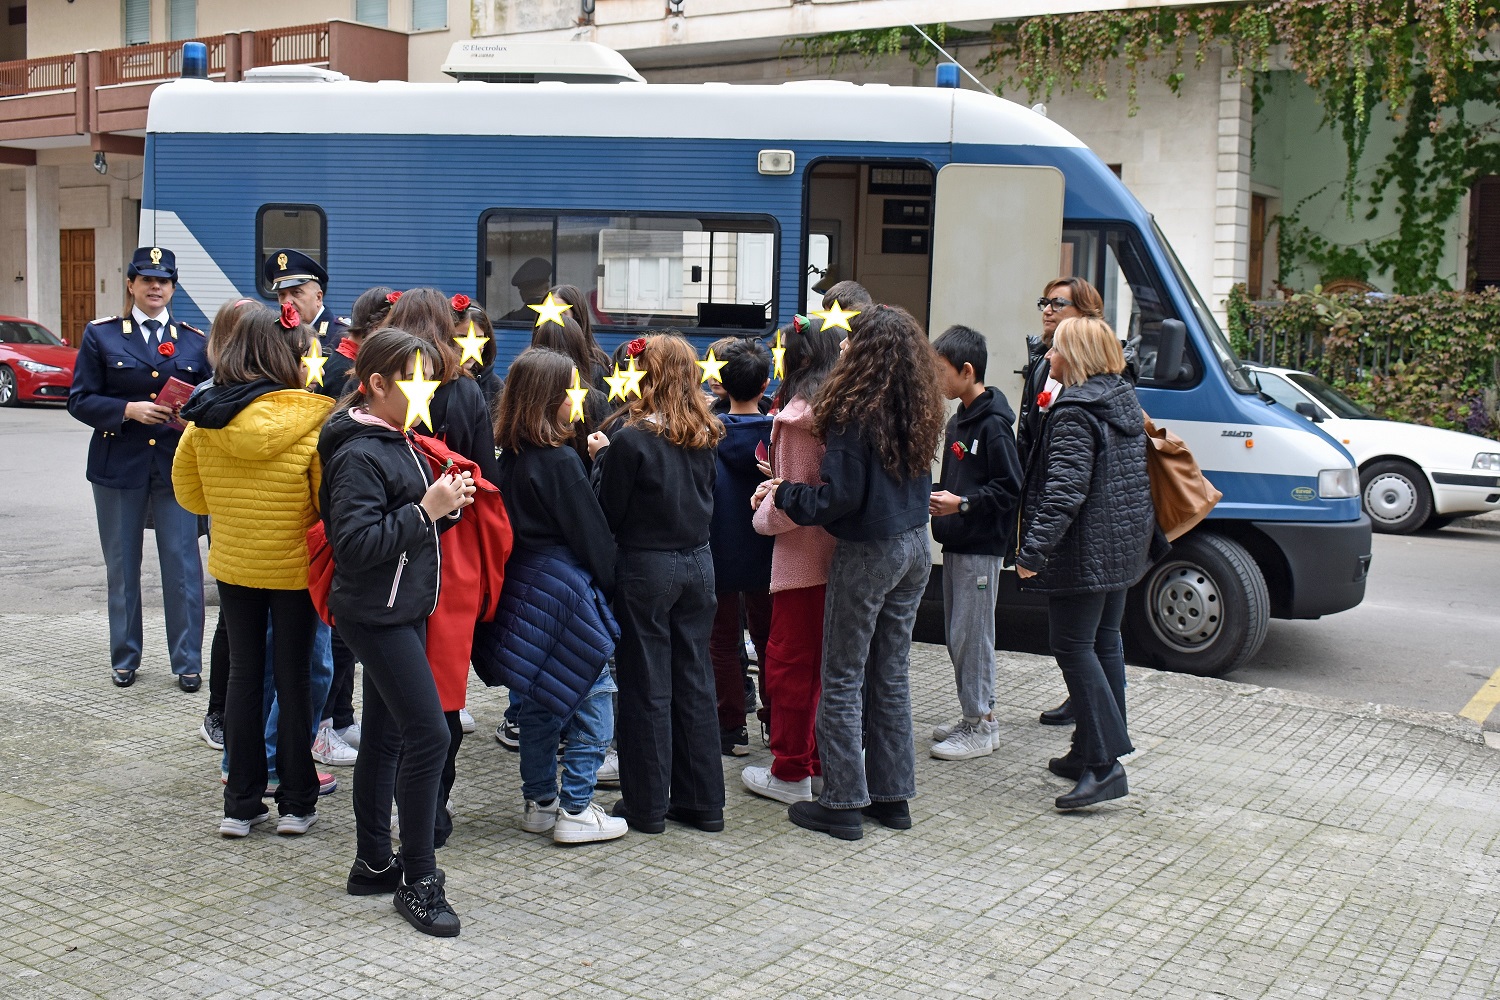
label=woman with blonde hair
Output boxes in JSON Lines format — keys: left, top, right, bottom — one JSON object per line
{"left": 1015, "top": 316, "right": 1154, "bottom": 811}
{"left": 587, "top": 334, "right": 725, "bottom": 835}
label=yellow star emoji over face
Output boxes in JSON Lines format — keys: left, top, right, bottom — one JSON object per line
{"left": 395, "top": 348, "right": 441, "bottom": 432}
{"left": 771, "top": 330, "right": 786, "bottom": 380}
{"left": 301, "top": 340, "right": 327, "bottom": 388}
{"left": 565, "top": 366, "right": 589, "bottom": 423}
{"left": 813, "top": 299, "right": 861, "bottom": 332}
{"left": 604, "top": 364, "right": 630, "bottom": 403}
{"left": 453, "top": 320, "right": 488, "bottom": 367}
{"left": 697, "top": 348, "right": 728, "bottom": 385}
{"left": 528, "top": 292, "right": 572, "bottom": 329}
{"left": 620, "top": 355, "right": 646, "bottom": 400}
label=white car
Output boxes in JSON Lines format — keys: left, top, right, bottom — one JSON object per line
{"left": 1250, "top": 365, "right": 1500, "bottom": 534}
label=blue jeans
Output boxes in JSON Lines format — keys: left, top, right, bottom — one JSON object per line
{"left": 219, "top": 618, "right": 333, "bottom": 779}
{"left": 518, "top": 669, "right": 618, "bottom": 813}
{"left": 817, "top": 527, "right": 929, "bottom": 809}
{"left": 92, "top": 469, "right": 204, "bottom": 676}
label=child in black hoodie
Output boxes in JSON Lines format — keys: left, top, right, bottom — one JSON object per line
{"left": 927, "top": 325, "right": 1023, "bottom": 762}
{"left": 318, "top": 328, "right": 475, "bottom": 938}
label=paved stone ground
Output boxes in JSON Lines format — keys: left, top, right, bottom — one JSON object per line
{"left": 3, "top": 609, "right": 1499, "bottom": 999}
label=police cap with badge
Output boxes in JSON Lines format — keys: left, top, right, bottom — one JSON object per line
{"left": 264, "top": 248, "right": 347, "bottom": 351}
{"left": 129, "top": 245, "right": 178, "bottom": 282}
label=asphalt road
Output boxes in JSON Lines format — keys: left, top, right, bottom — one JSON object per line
{"left": 6, "top": 403, "right": 1498, "bottom": 723}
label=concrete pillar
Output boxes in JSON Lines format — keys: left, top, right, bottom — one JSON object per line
{"left": 25, "top": 165, "right": 60, "bottom": 335}
{"left": 1212, "top": 61, "right": 1252, "bottom": 330}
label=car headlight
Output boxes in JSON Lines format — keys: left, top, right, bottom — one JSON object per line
{"left": 1318, "top": 467, "right": 1358, "bottom": 499}
{"left": 16, "top": 359, "right": 64, "bottom": 374}
{"left": 1474, "top": 453, "right": 1500, "bottom": 471}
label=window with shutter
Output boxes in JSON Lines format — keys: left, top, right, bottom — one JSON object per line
{"left": 411, "top": 0, "right": 446, "bottom": 31}
{"left": 355, "top": 0, "right": 389, "bottom": 26}
{"left": 123, "top": 0, "right": 150, "bottom": 45}
{"left": 168, "top": 0, "right": 196, "bottom": 41}
{"left": 1470, "top": 177, "right": 1500, "bottom": 292}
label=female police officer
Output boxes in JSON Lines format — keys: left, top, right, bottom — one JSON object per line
{"left": 68, "top": 247, "right": 211, "bottom": 690}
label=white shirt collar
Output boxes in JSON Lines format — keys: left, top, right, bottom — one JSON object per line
{"left": 131, "top": 306, "right": 170, "bottom": 327}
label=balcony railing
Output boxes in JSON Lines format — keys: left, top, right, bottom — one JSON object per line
{"left": 98, "top": 36, "right": 228, "bottom": 87}
{"left": 0, "top": 54, "right": 78, "bottom": 97}
{"left": 254, "top": 23, "right": 331, "bottom": 68}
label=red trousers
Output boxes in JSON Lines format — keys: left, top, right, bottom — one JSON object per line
{"left": 710, "top": 590, "right": 771, "bottom": 732}
{"left": 763, "top": 585, "right": 825, "bottom": 782}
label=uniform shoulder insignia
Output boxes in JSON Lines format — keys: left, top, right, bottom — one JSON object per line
{"left": 88, "top": 315, "right": 120, "bottom": 326}
{"left": 179, "top": 322, "right": 205, "bottom": 336}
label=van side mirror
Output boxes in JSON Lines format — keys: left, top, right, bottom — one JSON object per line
{"left": 1294, "top": 402, "right": 1324, "bottom": 423}
{"left": 1154, "top": 319, "right": 1187, "bottom": 384}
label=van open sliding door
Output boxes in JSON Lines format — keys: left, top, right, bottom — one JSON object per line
{"left": 929, "top": 164, "right": 1064, "bottom": 409}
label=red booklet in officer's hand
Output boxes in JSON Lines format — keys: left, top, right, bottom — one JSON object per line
{"left": 155, "top": 377, "right": 196, "bottom": 432}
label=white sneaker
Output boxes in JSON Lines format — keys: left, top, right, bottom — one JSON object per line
{"left": 335, "top": 722, "right": 361, "bottom": 749}
{"left": 276, "top": 813, "right": 318, "bottom": 835}
{"left": 312, "top": 721, "right": 358, "bottom": 766}
{"left": 933, "top": 716, "right": 1001, "bottom": 749}
{"left": 458, "top": 708, "right": 475, "bottom": 734}
{"left": 218, "top": 811, "right": 269, "bottom": 838}
{"left": 521, "top": 798, "right": 559, "bottom": 834}
{"left": 553, "top": 802, "right": 628, "bottom": 844}
{"left": 931, "top": 719, "right": 996, "bottom": 760}
{"left": 740, "top": 765, "right": 813, "bottom": 804}
{"left": 595, "top": 749, "right": 620, "bottom": 789}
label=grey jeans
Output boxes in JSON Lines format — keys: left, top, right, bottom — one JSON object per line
{"left": 816, "top": 527, "right": 930, "bottom": 809}
{"left": 942, "top": 552, "right": 1006, "bottom": 721}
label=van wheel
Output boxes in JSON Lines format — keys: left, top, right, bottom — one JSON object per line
{"left": 1360, "top": 460, "right": 1431, "bottom": 534}
{"left": 1126, "top": 532, "right": 1269, "bottom": 677}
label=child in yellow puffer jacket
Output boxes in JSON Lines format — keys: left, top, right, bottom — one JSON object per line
{"left": 173, "top": 304, "right": 334, "bottom": 840}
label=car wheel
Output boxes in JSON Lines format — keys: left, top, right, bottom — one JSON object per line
{"left": 1360, "top": 460, "right": 1432, "bottom": 535}
{"left": 1125, "top": 532, "right": 1269, "bottom": 677}
{"left": 0, "top": 365, "right": 17, "bottom": 407}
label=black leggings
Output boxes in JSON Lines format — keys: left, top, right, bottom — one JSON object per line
{"left": 433, "top": 711, "right": 465, "bottom": 849}
{"left": 327, "top": 627, "right": 357, "bottom": 730}
{"left": 219, "top": 583, "right": 319, "bottom": 819}
{"left": 339, "top": 618, "right": 449, "bottom": 880}
{"left": 207, "top": 613, "right": 229, "bottom": 717}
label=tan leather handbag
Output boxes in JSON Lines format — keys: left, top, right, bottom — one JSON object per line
{"left": 1143, "top": 413, "right": 1222, "bottom": 541}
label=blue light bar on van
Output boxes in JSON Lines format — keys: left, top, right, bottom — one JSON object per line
{"left": 935, "top": 64, "right": 960, "bottom": 89}
{"left": 182, "top": 42, "right": 208, "bottom": 80}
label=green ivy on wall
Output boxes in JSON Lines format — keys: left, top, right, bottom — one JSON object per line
{"left": 791, "top": 2, "right": 1500, "bottom": 293}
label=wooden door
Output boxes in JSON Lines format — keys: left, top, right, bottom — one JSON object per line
{"left": 59, "top": 229, "right": 95, "bottom": 347}
{"left": 1248, "top": 195, "right": 1267, "bottom": 298}
{"left": 1470, "top": 177, "right": 1500, "bottom": 292}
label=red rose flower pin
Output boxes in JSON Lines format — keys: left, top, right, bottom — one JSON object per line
{"left": 626, "top": 337, "right": 647, "bottom": 357}
{"left": 385, "top": 290, "right": 403, "bottom": 305}
{"left": 949, "top": 441, "right": 964, "bottom": 459}
{"left": 158, "top": 341, "right": 175, "bottom": 358}
{"left": 279, "top": 303, "right": 301, "bottom": 330}
{"left": 450, "top": 293, "right": 471, "bottom": 312}
{"left": 1036, "top": 390, "right": 1053, "bottom": 409}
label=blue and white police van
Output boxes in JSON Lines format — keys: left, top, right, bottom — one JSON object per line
{"left": 139, "top": 48, "right": 1372, "bottom": 677}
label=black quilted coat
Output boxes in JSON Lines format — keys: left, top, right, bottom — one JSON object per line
{"left": 1016, "top": 373, "right": 1154, "bottom": 595}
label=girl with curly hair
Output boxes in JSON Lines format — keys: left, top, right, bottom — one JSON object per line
{"left": 587, "top": 334, "right": 726, "bottom": 835}
{"left": 755, "top": 304, "right": 945, "bottom": 840}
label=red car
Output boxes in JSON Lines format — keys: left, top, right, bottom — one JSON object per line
{"left": 0, "top": 316, "right": 75, "bottom": 406}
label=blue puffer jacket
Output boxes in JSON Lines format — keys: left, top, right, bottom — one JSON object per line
{"left": 471, "top": 545, "right": 619, "bottom": 720}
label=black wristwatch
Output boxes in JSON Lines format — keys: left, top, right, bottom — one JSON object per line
{"left": 958, "top": 496, "right": 971, "bottom": 514}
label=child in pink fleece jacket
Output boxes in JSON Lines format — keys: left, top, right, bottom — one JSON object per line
{"left": 740, "top": 318, "right": 842, "bottom": 806}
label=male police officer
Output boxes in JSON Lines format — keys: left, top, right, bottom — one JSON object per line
{"left": 68, "top": 246, "right": 210, "bottom": 690}
{"left": 263, "top": 248, "right": 347, "bottom": 354}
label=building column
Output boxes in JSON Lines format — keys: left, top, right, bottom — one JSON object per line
{"left": 25, "top": 164, "right": 60, "bottom": 334}
{"left": 1212, "top": 61, "right": 1252, "bottom": 330}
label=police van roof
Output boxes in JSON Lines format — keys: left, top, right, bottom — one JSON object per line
{"left": 145, "top": 78, "right": 1084, "bottom": 148}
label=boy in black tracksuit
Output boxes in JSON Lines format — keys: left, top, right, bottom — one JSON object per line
{"left": 927, "top": 325, "right": 1023, "bottom": 761}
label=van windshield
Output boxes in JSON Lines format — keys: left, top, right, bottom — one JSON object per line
{"left": 1152, "top": 220, "right": 1258, "bottom": 394}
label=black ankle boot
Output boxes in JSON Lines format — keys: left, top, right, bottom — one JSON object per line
{"left": 788, "top": 801, "right": 863, "bottom": 840}
{"left": 860, "top": 800, "right": 912, "bottom": 830}
{"left": 1054, "top": 762, "right": 1127, "bottom": 811}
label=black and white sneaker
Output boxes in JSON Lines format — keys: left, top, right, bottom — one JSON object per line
{"left": 394, "top": 872, "right": 460, "bottom": 937}
{"left": 346, "top": 853, "right": 403, "bottom": 896}
{"left": 199, "top": 711, "right": 225, "bottom": 751}
{"left": 494, "top": 720, "right": 520, "bottom": 752}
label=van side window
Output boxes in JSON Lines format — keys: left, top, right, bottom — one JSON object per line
{"left": 1062, "top": 226, "right": 1200, "bottom": 388}
{"left": 480, "top": 211, "right": 777, "bottom": 333}
{"left": 256, "top": 204, "right": 327, "bottom": 298}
